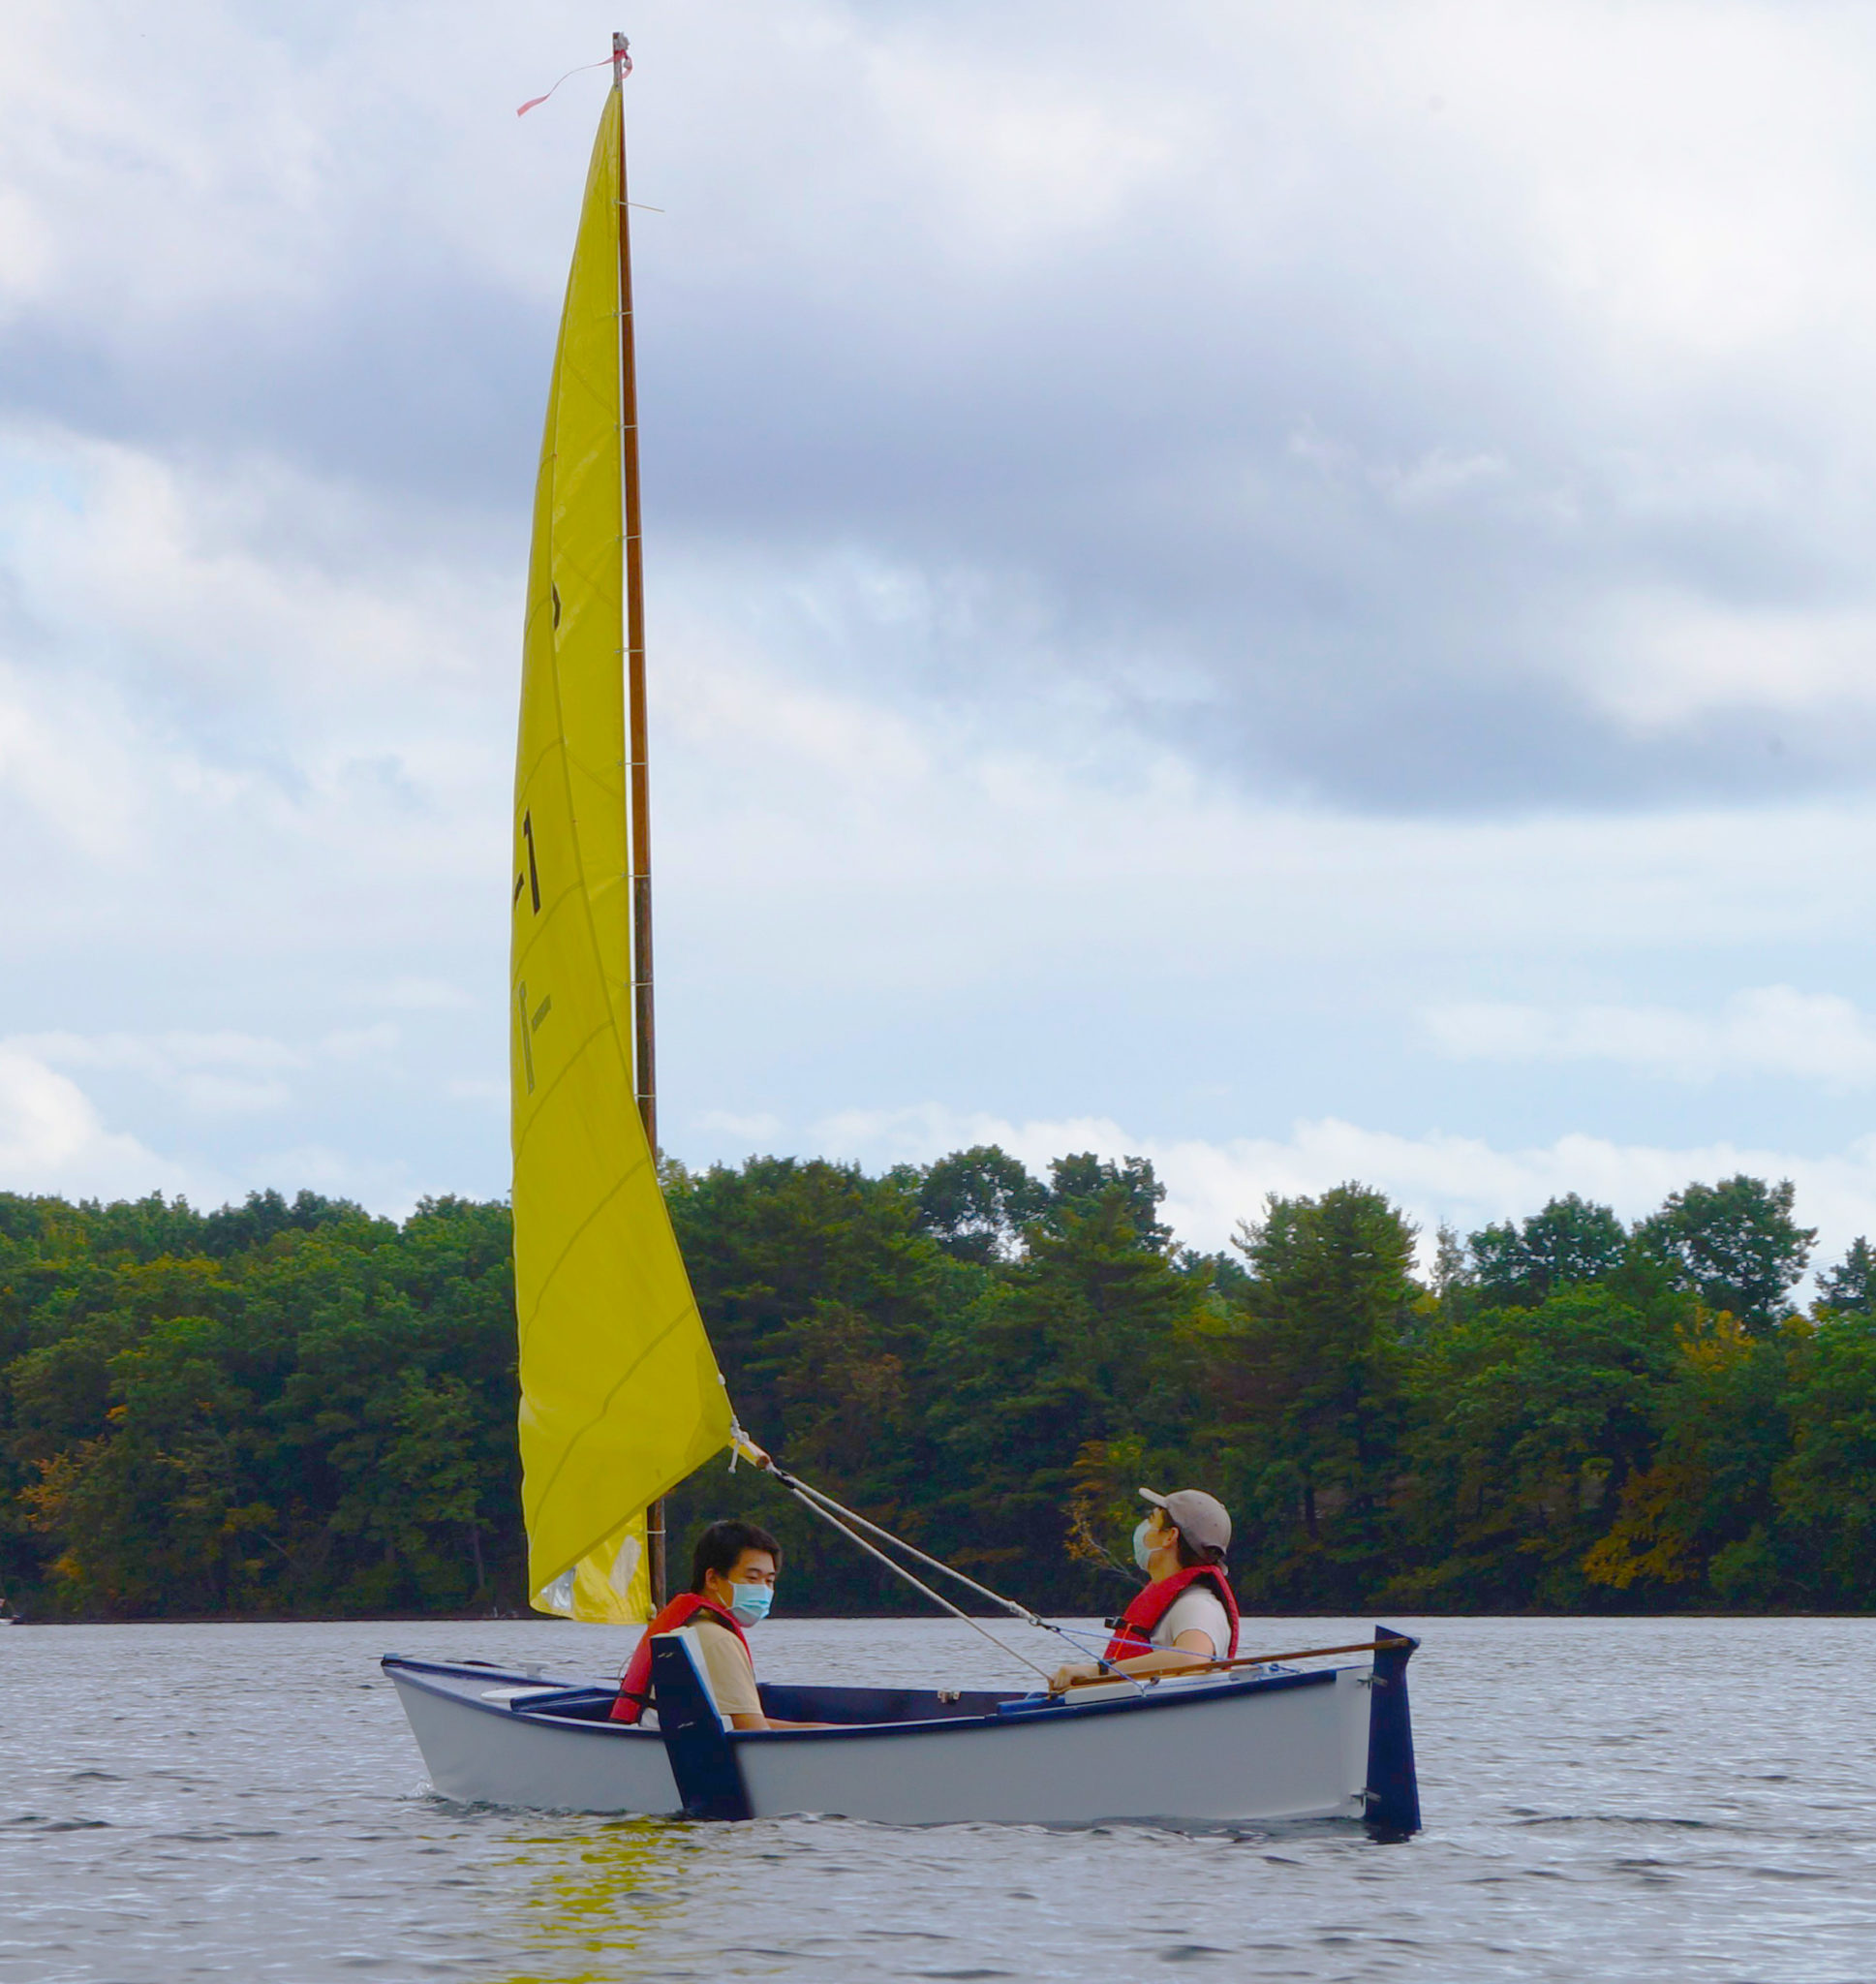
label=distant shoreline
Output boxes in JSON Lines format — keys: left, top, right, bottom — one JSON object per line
{"left": 10, "top": 1175, "right": 1876, "bottom": 1624}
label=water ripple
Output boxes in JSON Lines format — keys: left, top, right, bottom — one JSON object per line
{"left": 3, "top": 1615, "right": 1876, "bottom": 1982}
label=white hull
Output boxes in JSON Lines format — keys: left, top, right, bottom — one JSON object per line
{"left": 388, "top": 1663, "right": 681, "bottom": 1813}
{"left": 736, "top": 1671, "right": 1370, "bottom": 1825}
{"left": 384, "top": 1627, "right": 1420, "bottom": 1830}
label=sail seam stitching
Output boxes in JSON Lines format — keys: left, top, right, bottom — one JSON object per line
{"left": 513, "top": 1158, "right": 632, "bottom": 1348}
{"left": 525, "top": 1300, "right": 703, "bottom": 1572}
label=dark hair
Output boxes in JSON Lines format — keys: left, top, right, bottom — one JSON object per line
{"left": 691, "top": 1518, "right": 782, "bottom": 1595}
{"left": 1173, "top": 1530, "right": 1225, "bottom": 1570}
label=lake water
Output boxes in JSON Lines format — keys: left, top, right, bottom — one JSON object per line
{"left": 4, "top": 1614, "right": 1875, "bottom": 1982}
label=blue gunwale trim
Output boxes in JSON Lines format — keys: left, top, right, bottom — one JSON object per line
{"left": 384, "top": 1656, "right": 574, "bottom": 1684}
{"left": 729, "top": 1664, "right": 1340, "bottom": 1743}
{"left": 384, "top": 1653, "right": 1359, "bottom": 1749}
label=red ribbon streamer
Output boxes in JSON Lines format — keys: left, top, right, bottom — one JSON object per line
{"left": 517, "top": 47, "right": 628, "bottom": 118}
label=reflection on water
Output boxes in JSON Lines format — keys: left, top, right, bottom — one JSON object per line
{"left": 6, "top": 1615, "right": 1876, "bottom": 1982}
{"left": 494, "top": 1817, "right": 692, "bottom": 1984}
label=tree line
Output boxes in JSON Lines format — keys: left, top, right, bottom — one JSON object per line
{"left": 3, "top": 1153, "right": 1872, "bottom": 1620}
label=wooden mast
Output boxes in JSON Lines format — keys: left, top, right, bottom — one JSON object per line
{"left": 613, "top": 30, "right": 665, "bottom": 1611}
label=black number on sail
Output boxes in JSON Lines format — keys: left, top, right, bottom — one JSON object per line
{"left": 517, "top": 810, "right": 541, "bottom": 914}
{"left": 515, "top": 979, "right": 537, "bottom": 1094}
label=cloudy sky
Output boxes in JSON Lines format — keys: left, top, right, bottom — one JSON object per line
{"left": 6, "top": 0, "right": 1876, "bottom": 1272}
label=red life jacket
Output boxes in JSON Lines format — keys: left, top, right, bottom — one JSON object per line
{"left": 609, "top": 1594, "right": 750, "bottom": 1723}
{"left": 1101, "top": 1565, "right": 1240, "bottom": 1664}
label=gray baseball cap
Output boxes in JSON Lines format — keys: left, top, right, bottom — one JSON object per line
{"left": 1140, "top": 1486, "right": 1231, "bottom": 1559}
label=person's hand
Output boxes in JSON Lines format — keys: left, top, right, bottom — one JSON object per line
{"left": 1048, "top": 1661, "right": 1100, "bottom": 1693}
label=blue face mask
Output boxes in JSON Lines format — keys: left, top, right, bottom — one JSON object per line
{"left": 1132, "top": 1520, "right": 1155, "bottom": 1572}
{"left": 728, "top": 1582, "right": 773, "bottom": 1627}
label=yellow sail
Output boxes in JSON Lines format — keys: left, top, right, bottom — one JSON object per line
{"left": 512, "top": 83, "right": 731, "bottom": 1622}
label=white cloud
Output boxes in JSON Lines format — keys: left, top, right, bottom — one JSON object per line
{"left": 811, "top": 1103, "right": 1876, "bottom": 1279}
{"left": 1596, "top": 594, "right": 1876, "bottom": 728}
{"left": 10, "top": 1024, "right": 407, "bottom": 1121}
{"left": 0, "top": 1042, "right": 221, "bottom": 1201}
{"left": 0, "top": 1036, "right": 452, "bottom": 1216}
{"left": 233, "top": 1140, "right": 426, "bottom": 1221}
{"left": 697, "top": 1110, "right": 784, "bottom": 1144}
{"left": 443, "top": 1077, "right": 505, "bottom": 1109}
{"left": 0, "top": 421, "right": 509, "bottom": 963}
{"left": 361, "top": 977, "right": 477, "bottom": 1011}
{"left": 17, "top": 1030, "right": 300, "bottom": 1116}
{"left": 319, "top": 1024, "right": 401, "bottom": 1064}
{"left": 1424, "top": 987, "right": 1876, "bottom": 1089}
{"left": 12, "top": 1, "right": 1876, "bottom": 1220}
{"left": 0, "top": 652, "right": 146, "bottom": 861}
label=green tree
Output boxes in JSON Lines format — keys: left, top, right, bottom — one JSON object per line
{"left": 201, "top": 1188, "right": 366, "bottom": 1258}
{"left": 3, "top": 1194, "right": 522, "bottom": 1619}
{"left": 1405, "top": 1285, "right": 1685, "bottom": 1609}
{"left": 1043, "top": 1154, "right": 1172, "bottom": 1251}
{"left": 1769, "top": 1314, "right": 1876, "bottom": 1606}
{"left": 25, "top": 1312, "right": 259, "bottom": 1613}
{"left": 930, "top": 1184, "right": 1210, "bottom": 1610}
{"left": 1218, "top": 1184, "right": 1419, "bottom": 1602}
{"left": 1816, "top": 1237, "right": 1876, "bottom": 1316}
{"left": 1637, "top": 1176, "right": 1814, "bottom": 1334}
{"left": 900, "top": 1146, "right": 1048, "bottom": 1263}
{"left": 7, "top": 1157, "right": 1874, "bottom": 1625}
{"left": 662, "top": 1156, "right": 977, "bottom": 1612}
{"left": 1470, "top": 1194, "right": 1626, "bottom": 1307}
{"left": 1579, "top": 1315, "right": 1793, "bottom": 1607}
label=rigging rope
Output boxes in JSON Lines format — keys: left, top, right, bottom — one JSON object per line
{"left": 756, "top": 1456, "right": 1136, "bottom": 1691}
{"left": 779, "top": 1471, "right": 1044, "bottom": 1623}
{"left": 762, "top": 1464, "right": 1059, "bottom": 1686}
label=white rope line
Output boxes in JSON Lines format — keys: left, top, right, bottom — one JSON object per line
{"left": 764, "top": 1460, "right": 1138, "bottom": 1690}
{"left": 781, "top": 1472, "right": 1043, "bottom": 1623}
{"left": 765, "top": 1470, "right": 1061, "bottom": 1687}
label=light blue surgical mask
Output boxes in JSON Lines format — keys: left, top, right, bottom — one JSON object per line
{"left": 729, "top": 1582, "right": 773, "bottom": 1627}
{"left": 1132, "top": 1520, "right": 1155, "bottom": 1572}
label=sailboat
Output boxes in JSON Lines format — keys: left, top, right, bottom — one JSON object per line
{"left": 383, "top": 40, "right": 1423, "bottom": 1831}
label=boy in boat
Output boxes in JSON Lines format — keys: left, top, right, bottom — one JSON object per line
{"left": 610, "top": 1517, "right": 820, "bottom": 1730}
{"left": 1046, "top": 1487, "right": 1241, "bottom": 1693}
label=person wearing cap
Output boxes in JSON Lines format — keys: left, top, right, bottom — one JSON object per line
{"left": 1047, "top": 1487, "right": 1241, "bottom": 1693}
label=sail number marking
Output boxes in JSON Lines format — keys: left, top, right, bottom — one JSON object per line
{"left": 517, "top": 810, "right": 542, "bottom": 914}
{"left": 515, "top": 813, "right": 551, "bottom": 1092}
{"left": 514, "top": 979, "right": 555, "bottom": 1093}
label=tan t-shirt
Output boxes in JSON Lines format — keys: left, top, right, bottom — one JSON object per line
{"left": 691, "top": 1615, "right": 761, "bottom": 1720}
